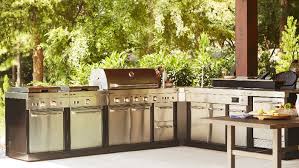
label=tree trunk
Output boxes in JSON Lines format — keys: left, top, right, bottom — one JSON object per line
{"left": 32, "top": 35, "right": 44, "bottom": 82}
{"left": 11, "top": 65, "right": 17, "bottom": 86}
{"left": 16, "top": 53, "right": 22, "bottom": 87}
{"left": 279, "top": 0, "right": 289, "bottom": 42}
{"left": 30, "top": 6, "right": 44, "bottom": 83}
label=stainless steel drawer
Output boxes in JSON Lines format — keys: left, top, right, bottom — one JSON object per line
{"left": 154, "top": 103, "right": 174, "bottom": 141}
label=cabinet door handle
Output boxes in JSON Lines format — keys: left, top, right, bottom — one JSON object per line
{"left": 229, "top": 109, "right": 246, "bottom": 113}
{"left": 192, "top": 106, "right": 205, "bottom": 110}
{"left": 208, "top": 108, "right": 224, "bottom": 111}
{"left": 157, "top": 106, "right": 173, "bottom": 109}
{"left": 155, "top": 125, "right": 173, "bottom": 129}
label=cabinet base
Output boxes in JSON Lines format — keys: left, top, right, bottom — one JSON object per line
{"left": 7, "top": 141, "right": 179, "bottom": 162}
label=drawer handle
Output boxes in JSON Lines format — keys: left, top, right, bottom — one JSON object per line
{"left": 192, "top": 106, "right": 205, "bottom": 110}
{"left": 157, "top": 106, "right": 173, "bottom": 109}
{"left": 131, "top": 107, "right": 150, "bottom": 111}
{"left": 254, "top": 101, "right": 282, "bottom": 104}
{"left": 208, "top": 108, "right": 224, "bottom": 111}
{"left": 31, "top": 112, "right": 62, "bottom": 117}
{"left": 155, "top": 125, "right": 173, "bottom": 129}
{"left": 229, "top": 109, "right": 246, "bottom": 113}
{"left": 155, "top": 120, "right": 173, "bottom": 123}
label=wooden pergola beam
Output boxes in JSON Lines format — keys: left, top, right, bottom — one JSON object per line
{"left": 235, "top": 0, "right": 258, "bottom": 77}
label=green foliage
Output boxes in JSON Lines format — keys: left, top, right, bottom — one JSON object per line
{"left": 44, "top": 27, "right": 94, "bottom": 85}
{"left": 276, "top": 16, "right": 299, "bottom": 73}
{"left": 138, "top": 33, "right": 235, "bottom": 87}
{"left": 0, "top": 75, "right": 10, "bottom": 136}
{"left": 100, "top": 52, "right": 129, "bottom": 69}
{"left": 139, "top": 51, "right": 196, "bottom": 86}
{"left": 258, "top": 49, "right": 277, "bottom": 76}
{"left": 192, "top": 33, "right": 235, "bottom": 86}
{"left": 258, "top": 0, "right": 281, "bottom": 47}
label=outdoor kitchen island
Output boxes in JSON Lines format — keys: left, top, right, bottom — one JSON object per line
{"left": 4, "top": 84, "right": 299, "bottom": 161}
{"left": 178, "top": 87, "right": 299, "bottom": 160}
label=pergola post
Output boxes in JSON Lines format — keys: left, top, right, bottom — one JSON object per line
{"left": 235, "top": 0, "right": 258, "bottom": 78}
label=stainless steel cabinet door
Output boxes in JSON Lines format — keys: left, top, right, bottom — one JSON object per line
{"left": 252, "top": 97, "right": 285, "bottom": 148}
{"left": 154, "top": 103, "right": 174, "bottom": 141}
{"left": 130, "top": 106, "right": 151, "bottom": 143}
{"left": 191, "top": 103, "right": 210, "bottom": 142}
{"left": 229, "top": 105, "right": 248, "bottom": 147}
{"left": 211, "top": 104, "right": 226, "bottom": 144}
{"left": 109, "top": 107, "right": 130, "bottom": 145}
{"left": 70, "top": 108, "right": 102, "bottom": 149}
{"left": 29, "top": 110, "right": 64, "bottom": 153}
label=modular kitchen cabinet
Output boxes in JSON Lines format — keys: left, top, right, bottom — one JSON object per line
{"left": 108, "top": 105, "right": 151, "bottom": 145}
{"left": 154, "top": 103, "right": 175, "bottom": 141}
{"left": 181, "top": 87, "right": 299, "bottom": 159}
{"left": 190, "top": 103, "right": 226, "bottom": 144}
{"left": 6, "top": 86, "right": 299, "bottom": 162}
{"left": 184, "top": 88, "right": 250, "bottom": 149}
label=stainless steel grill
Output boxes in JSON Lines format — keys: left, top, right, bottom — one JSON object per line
{"left": 89, "top": 68, "right": 178, "bottom": 144}
{"left": 89, "top": 69, "right": 160, "bottom": 90}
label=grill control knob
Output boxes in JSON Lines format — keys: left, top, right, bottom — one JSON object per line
{"left": 40, "top": 101, "right": 46, "bottom": 107}
{"left": 50, "top": 101, "right": 57, "bottom": 106}
{"left": 153, "top": 96, "right": 157, "bottom": 101}
{"left": 124, "top": 97, "right": 130, "bottom": 103}
{"left": 114, "top": 98, "right": 120, "bottom": 103}
{"left": 85, "top": 99, "right": 91, "bottom": 105}
{"left": 143, "top": 97, "right": 148, "bottom": 102}
{"left": 134, "top": 97, "right": 139, "bottom": 102}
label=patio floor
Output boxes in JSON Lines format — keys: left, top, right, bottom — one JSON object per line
{"left": 1, "top": 147, "right": 299, "bottom": 168}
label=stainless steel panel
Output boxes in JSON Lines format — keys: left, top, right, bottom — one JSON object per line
{"left": 69, "top": 91, "right": 106, "bottom": 107}
{"left": 109, "top": 107, "right": 131, "bottom": 145}
{"left": 130, "top": 106, "right": 151, "bottom": 143}
{"left": 70, "top": 108, "right": 102, "bottom": 149}
{"left": 211, "top": 104, "right": 226, "bottom": 144}
{"left": 184, "top": 87, "right": 289, "bottom": 99}
{"left": 253, "top": 97, "right": 286, "bottom": 148}
{"left": 190, "top": 103, "right": 210, "bottom": 142}
{"left": 229, "top": 105, "right": 248, "bottom": 146}
{"left": 154, "top": 103, "right": 174, "bottom": 141}
{"left": 26, "top": 93, "right": 69, "bottom": 110}
{"left": 187, "top": 93, "right": 248, "bottom": 106}
{"left": 108, "top": 89, "right": 178, "bottom": 106}
{"left": 29, "top": 110, "right": 64, "bottom": 153}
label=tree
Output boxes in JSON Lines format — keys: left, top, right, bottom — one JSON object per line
{"left": 276, "top": 16, "right": 299, "bottom": 73}
{"left": 0, "top": 0, "right": 86, "bottom": 83}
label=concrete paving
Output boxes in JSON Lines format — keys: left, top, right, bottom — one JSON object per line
{"left": 0, "top": 147, "right": 299, "bottom": 168}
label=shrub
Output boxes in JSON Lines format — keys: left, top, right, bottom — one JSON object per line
{"left": 138, "top": 51, "right": 196, "bottom": 86}
{"left": 0, "top": 75, "right": 10, "bottom": 137}
{"left": 276, "top": 16, "right": 299, "bottom": 73}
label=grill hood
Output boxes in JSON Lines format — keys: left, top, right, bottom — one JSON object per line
{"left": 89, "top": 69, "right": 160, "bottom": 90}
